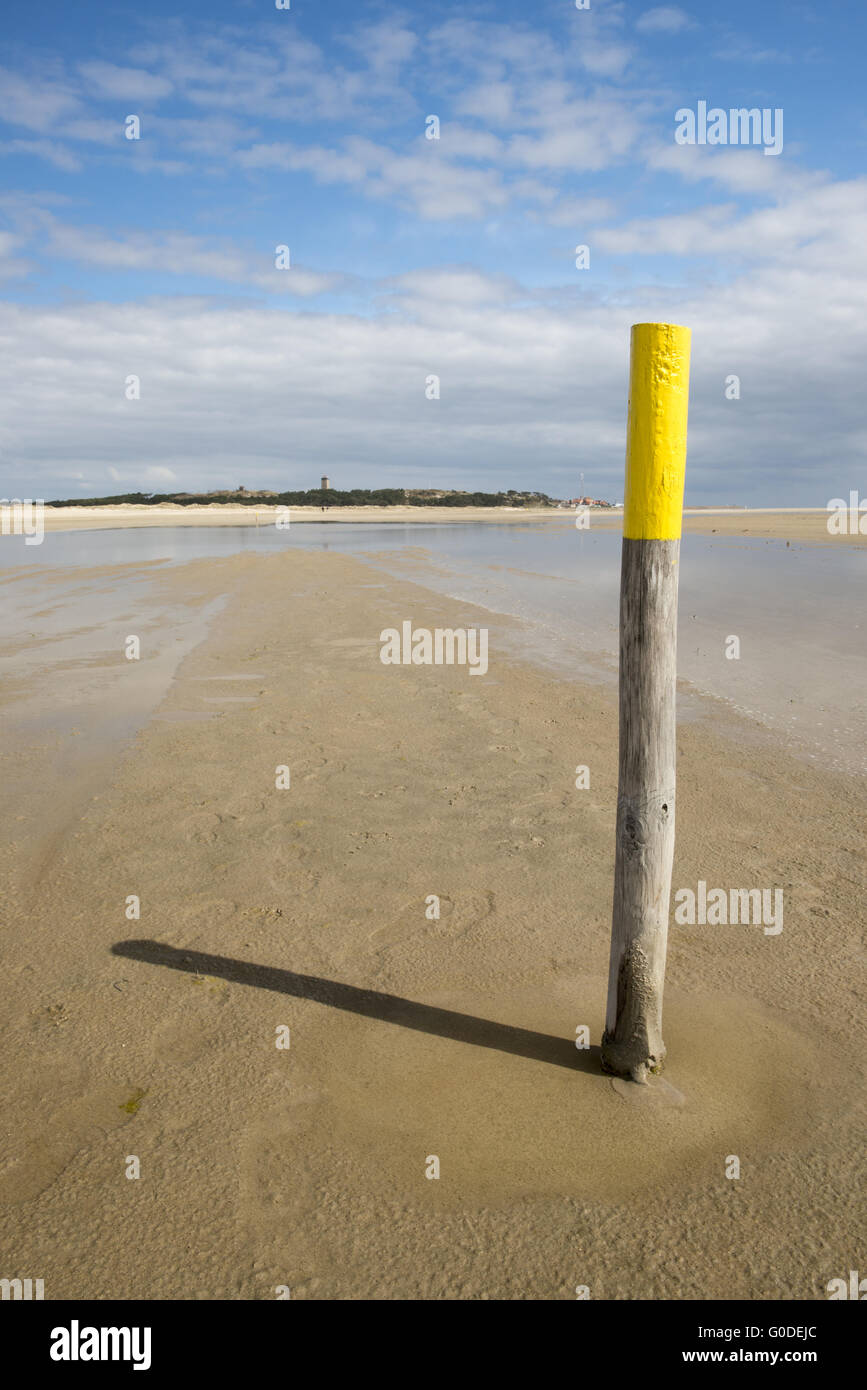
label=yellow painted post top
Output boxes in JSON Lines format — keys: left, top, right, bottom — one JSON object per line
{"left": 623, "top": 323, "right": 691, "bottom": 540}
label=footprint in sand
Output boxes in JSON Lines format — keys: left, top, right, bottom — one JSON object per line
{"left": 152, "top": 1016, "right": 217, "bottom": 1068}
{"left": 239, "top": 1103, "right": 322, "bottom": 1269}
{"left": 369, "top": 892, "right": 495, "bottom": 950}
{"left": 0, "top": 1084, "right": 146, "bottom": 1204}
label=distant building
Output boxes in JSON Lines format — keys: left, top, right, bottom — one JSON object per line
{"left": 562, "top": 496, "right": 614, "bottom": 508}
{"left": 321, "top": 475, "right": 331, "bottom": 490}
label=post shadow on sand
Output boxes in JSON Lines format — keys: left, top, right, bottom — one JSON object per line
{"left": 111, "top": 940, "right": 603, "bottom": 1076}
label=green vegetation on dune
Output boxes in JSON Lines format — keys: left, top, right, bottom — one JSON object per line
{"left": 48, "top": 487, "right": 559, "bottom": 509}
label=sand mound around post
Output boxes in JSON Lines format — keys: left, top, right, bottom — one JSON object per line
{"left": 278, "top": 976, "right": 855, "bottom": 1206}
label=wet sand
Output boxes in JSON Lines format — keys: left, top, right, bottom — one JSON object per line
{"left": 40, "top": 504, "right": 562, "bottom": 530}
{"left": 682, "top": 510, "right": 867, "bottom": 546}
{"left": 0, "top": 547, "right": 863, "bottom": 1299}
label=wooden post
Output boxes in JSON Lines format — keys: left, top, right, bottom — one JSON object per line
{"left": 601, "top": 322, "right": 691, "bottom": 1084}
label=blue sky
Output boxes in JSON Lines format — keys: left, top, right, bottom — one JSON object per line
{"left": 1, "top": 0, "right": 865, "bottom": 502}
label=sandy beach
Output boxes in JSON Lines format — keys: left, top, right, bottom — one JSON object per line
{"left": 0, "top": 544, "right": 863, "bottom": 1299}
{"left": 35, "top": 504, "right": 867, "bottom": 547}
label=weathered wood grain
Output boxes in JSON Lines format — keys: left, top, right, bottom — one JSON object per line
{"left": 601, "top": 536, "right": 680, "bottom": 1082}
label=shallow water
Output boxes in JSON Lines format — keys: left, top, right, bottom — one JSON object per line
{"left": 2, "top": 519, "right": 865, "bottom": 775}
{"left": 0, "top": 561, "right": 226, "bottom": 886}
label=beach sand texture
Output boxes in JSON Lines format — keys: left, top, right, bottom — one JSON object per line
{"left": 0, "top": 546, "right": 863, "bottom": 1299}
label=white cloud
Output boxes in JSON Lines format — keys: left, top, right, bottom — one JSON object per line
{"left": 454, "top": 82, "right": 514, "bottom": 125}
{"left": 635, "top": 7, "right": 694, "bottom": 35}
{"left": 580, "top": 40, "right": 632, "bottom": 78}
{"left": 506, "top": 100, "right": 640, "bottom": 172}
{"left": 541, "top": 196, "right": 619, "bottom": 229}
{"left": 382, "top": 267, "right": 519, "bottom": 306}
{"left": 0, "top": 230, "right": 32, "bottom": 281}
{"left": 595, "top": 175, "right": 867, "bottom": 276}
{"left": 0, "top": 67, "right": 82, "bottom": 134}
{"left": 240, "top": 135, "right": 512, "bottom": 221}
{"left": 78, "top": 61, "right": 173, "bottom": 101}
{"left": 342, "top": 21, "right": 418, "bottom": 72}
{"left": 2, "top": 237, "right": 866, "bottom": 505}
{"left": 713, "top": 38, "right": 792, "bottom": 63}
{"left": 8, "top": 212, "right": 342, "bottom": 296}
{"left": 0, "top": 18, "right": 647, "bottom": 217}
{"left": 645, "top": 142, "right": 818, "bottom": 196}
{"left": 0, "top": 138, "right": 82, "bottom": 172}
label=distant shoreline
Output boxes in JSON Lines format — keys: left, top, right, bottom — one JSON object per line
{"left": 16, "top": 503, "right": 863, "bottom": 546}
